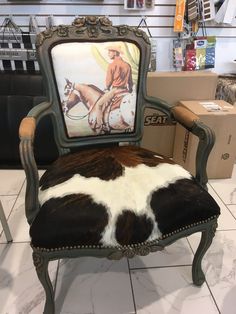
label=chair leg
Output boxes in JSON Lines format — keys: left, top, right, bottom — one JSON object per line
{"left": 192, "top": 222, "right": 217, "bottom": 286}
{"left": 32, "top": 252, "right": 55, "bottom": 314}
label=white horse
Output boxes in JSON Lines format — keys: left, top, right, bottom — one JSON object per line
{"left": 64, "top": 79, "right": 136, "bottom": 134}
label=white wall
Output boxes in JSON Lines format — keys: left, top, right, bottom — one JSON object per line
{"left": 0, "top": 0, "right": 236, "bottom": 74}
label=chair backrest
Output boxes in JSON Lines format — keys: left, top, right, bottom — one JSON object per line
{"left": 36, "top": 16, "right": 151, "bottom": 149}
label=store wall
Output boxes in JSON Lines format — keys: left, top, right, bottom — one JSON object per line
{"left": 1, "top": 0, "right": 236, "bottom": 74}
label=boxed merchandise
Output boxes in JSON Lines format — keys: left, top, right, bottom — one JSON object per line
{"left": 142, "top": 71, "right": 218, "bottom": 157}
{"left": 173, "top": 100, "right": 236, "bottom": 179}
{"left": 146, "top": 71, "right": 218, "bottom": 105}
{"left": 142, "top": 108, "right": 175, "bottom": 157}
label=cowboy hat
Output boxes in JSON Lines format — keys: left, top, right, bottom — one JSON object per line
{"left": 106, "top": 44, "right": 123, "bottom": 54}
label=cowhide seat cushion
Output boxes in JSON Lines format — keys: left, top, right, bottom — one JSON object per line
{"left": 30, "top": 146, "right": 220, "bottom": 250}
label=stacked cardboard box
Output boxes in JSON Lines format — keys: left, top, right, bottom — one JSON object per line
{"left": 142, "top": 71, "right": 218, "bottom": 157}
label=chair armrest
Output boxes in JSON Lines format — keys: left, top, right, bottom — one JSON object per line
{"left": 171, "top": 105, "right": 199, "bottom": 128}
{"left": 19, "top": 101, "right": 51, "bottom": 225}
{"left": 171, "top": 105, "right": 215, "bottom": 188}
{"left": 19, "top": 117, "right": 36, "bottom": 140}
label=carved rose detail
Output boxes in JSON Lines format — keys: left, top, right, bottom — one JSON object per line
{"left": 100, "top": 16, "right": 112, "bottom": 27}
{"left": 211, "top": 222, "right": 218, "bottom": 237}
{"left": 57, "top": 25, "right": 69, "bottom": 37}
{"left": 123, "top": 249, "right": 136, "bottom": 259}
{"left": 32, "top": 252, "right": 44, "bottom": 272}
{"left": 134, "top": 29, "right": 150, "bottom": 44}
{"left": 36, "top": 33, "right": 45, "bottom": 46}
{"left": 75, "top": 27, "right": 87, "bottom": 35}
{"left": 107, "top": 251, "right": 123, "bottom": 260}
{"left": 73, "top": 17, "right": 86, "bottom": 27}
{"left": 150, "top": 245, "right": 164, "bottom": 252}
{"left": 86, "top": 16, "right": 98, "bottom": 25}
{"left": 134, "top": 29, "right": 143, "bottom": 37}
{"left": 118, "top": 26, "right": 128, "bottom": 36}
{"left": 136, "top": 246, "right": 151, "bottom": 256}
{"left": 88, "top": 26, "right": 99, "bottom": 38}
{"left": 107, "top": 244, "right": 162, "bottom": 260}
{"left": 100, "top": 27, "right": 112, "bottom": 34}
{"left": 43, "top": 29, "right": 54, "bottom": 38}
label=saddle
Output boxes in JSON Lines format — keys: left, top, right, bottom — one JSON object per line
{"left": 100, "top": 89, "right": 131, "bottom": 133}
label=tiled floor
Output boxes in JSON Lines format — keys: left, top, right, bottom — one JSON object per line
{"left": 0, "top": 167, "right": 236, "bottom": 314}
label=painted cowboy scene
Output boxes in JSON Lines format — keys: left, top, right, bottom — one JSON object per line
{"left": 52, "top": 41, "right": 140, "bottom": 137}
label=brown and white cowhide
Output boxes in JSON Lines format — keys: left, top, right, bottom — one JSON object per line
{"left": 31, "top": 146, "right": 219, "bottom": 249}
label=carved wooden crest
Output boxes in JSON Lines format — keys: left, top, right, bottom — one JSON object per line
{"left": 36, "top": 16, "right": 150, "bottom": 46}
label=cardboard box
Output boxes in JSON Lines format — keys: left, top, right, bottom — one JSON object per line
{"left": 147, "top": 71, "right": 218, "bottom": 104}
{"left": 142, "top": 71, "right": 218, "bottom": 157}
{"left": 142, "top": 108, "right": 176, "bottom": 157}
{"left": 173, "top": 100, "right": 236, "bottom": 179}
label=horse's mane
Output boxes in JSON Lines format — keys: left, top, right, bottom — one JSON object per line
{"left": 88, "top": 84, "right": 104, "bottom": 95}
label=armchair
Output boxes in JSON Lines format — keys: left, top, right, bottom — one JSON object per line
{"left": 19, "top": 16, "right": 220, "bottom": 314}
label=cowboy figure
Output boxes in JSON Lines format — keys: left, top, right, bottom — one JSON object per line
{"left": 94, "top": 44, "right": 133, "bottom": 133}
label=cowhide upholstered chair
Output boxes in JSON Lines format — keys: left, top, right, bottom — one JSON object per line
{"left": 19, "top": 16, "right": 220, "bottom": 313}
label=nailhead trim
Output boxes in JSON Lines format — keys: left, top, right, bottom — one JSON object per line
{"left": 31, "top": 215, "right": 219, "bottom": 252}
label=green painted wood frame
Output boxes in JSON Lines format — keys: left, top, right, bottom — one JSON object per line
{"left": 19, "top": 16, "right": 218, "bottom": 314}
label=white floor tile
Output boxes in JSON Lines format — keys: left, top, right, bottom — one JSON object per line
{"left": 0, "top": 170, "right": 46, "bottom": 243}
{"left": 0, "top": 242, "right": 58, "bottom": 314}
{"left": 0, "top": 196, "right": 17, "bottom": 235}
{"left": 55, "top": 257, "right": 135, "bottom": 314}
{"left": 131, "top": 266, "right": 218, "bottom": 314}
{"left": 0, "top": 170, "right": 25, "bottom": 195}
{"left": 129, "top": 238, "right": 193, "bottom": 269}
{"left": 209, "top": 165, "right": 236, "bottom": 205}
{"left": 188, "top": 230, "right": 236, "bottom": 314}
{"left": 0, "top": 183, "right": 30, "bottom": 243}
{"left": 207, "top": 185, "right": 236, "bottom": 230}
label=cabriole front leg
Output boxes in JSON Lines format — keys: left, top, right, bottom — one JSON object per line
{"left": 192, "top": 221, "right": 217, "bottom": 286}
{"left": 32, "top": 252, "right": 55, "bottom": 314}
